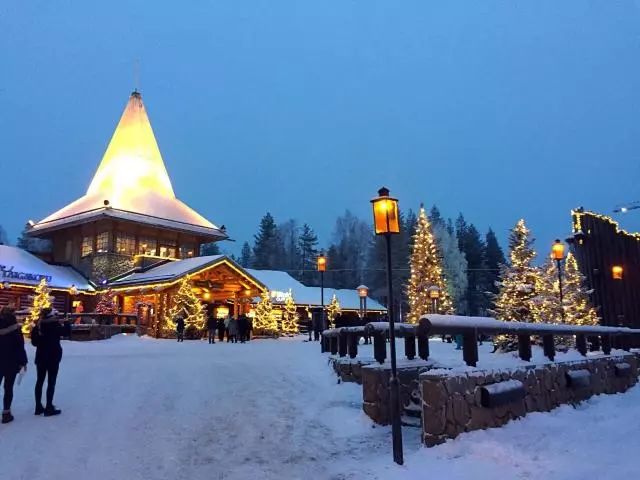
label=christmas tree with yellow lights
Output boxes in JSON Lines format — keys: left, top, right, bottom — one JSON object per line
{"left": 406, "top": 205, "right": 452, "bottom": 324}
{"left": 327, "top": 294, "right": 341, "bottom": 328}
{"left": 254, "top": 291, "right": 277, "bottom": 336}
{"left": 532, "top": 258, "right": 564, "bottom": 325}
{"left": 95, "top": 288, "right": 118, "bottom": 315}
{"left": 562, "top": 253, "right": 599, "bottom": 327}
{"left": 26, "top": 278, "right": 52, "bottom": 334}
{"left": 492, "top": 219, "right": 541, "bottom": 351}
{"left": 281, "top": 290, "right": 300, "bottom": 336}
{"left": 168, "top": 277, "right": 205, "bottom": 338}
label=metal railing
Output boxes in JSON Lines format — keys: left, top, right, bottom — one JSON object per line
{"left": 321, "top": 314, "right": 640, "bottom": 367}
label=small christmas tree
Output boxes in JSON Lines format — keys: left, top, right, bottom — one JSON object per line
{"left": 563, "top": 253, "right": 599, "bottom": 327}
{"left": 167, "top": 277, "right": 205, "bottom": 339}
{"left": 281, "top": 290, "right": 299, "bottom": 336}
{"left": 406, "top": 205, "right": 453, "bottom": 323}
{"left": 532, "top": 258, "right": 564, "bottom": 325}
{"left": 26, "top": 278, "right": 52, "bottom": 334}
{"left": 95, "top": 288, "right": 118, "bottom": 315}
{"left": 254, "top": 291, "right": 277, "bottom": 336}
{"left": 327, "top": 294, "right": 341, "bottom": 329}
{"left": 492, "top": 219, "right": 541, "bottom": 351}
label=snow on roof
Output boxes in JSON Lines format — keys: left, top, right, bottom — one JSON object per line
{"left": 0, "top": 245, "right": 93, "bottom": 291}
{"left": 29, "top": 91, "right": 226, "bottom": 240}
{"left": 109, "top": 255, "right": 265, "bottom": 290}
{"left": 246, "top": 269, "right": 386, "bottom": 311}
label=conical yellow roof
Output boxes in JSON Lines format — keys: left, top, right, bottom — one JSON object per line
{"left": 31, "top": 92, "right": 225, "bottom": 240}
{"left": 87, "top": 91, "right": 175, "bottom": 200}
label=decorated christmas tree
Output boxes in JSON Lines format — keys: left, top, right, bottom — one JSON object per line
{"left": 563, "top": 253, "right": 599, "bottom": 327}
{"left": 167, "top": 277, "right": 205, "bottom": 338}
{"left": 406, "top": 205, "right": 453, "bottom": 324}
{"left": 254, "top": 291, "right": 277, "bottom": 336}
{"left": 281, "top": 290, "right": 299, "bottom": 336}
{"left": 327, "top": 294, "right": 341, "bottom": 329}
{"left": 26, "top": 278, "right": 52, "bottom": 334}
{"left": 95, "top": 288, "right": 118, "bottom": 315}
{"left": 492, "top": 219, "right": 541, "bottom": 351}
{"left": 532, "top": 258, "right": 564, "bottom": 325}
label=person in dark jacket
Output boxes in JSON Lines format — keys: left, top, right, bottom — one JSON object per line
{"left": 237, "top": 315, "right": 248, "bottom": 343}
{"left": 32, "top": 308, "right": 69, "bottom": 417}
{"left": 206, "top": 314, "right": 216, "bottom": 344}
{"left": 216, "top": 317, "right": 225, "bottom": 342}
{"left": 175, "top": 314, "right": 185, "bottom": 342}
{"left": 246, "top": 316, "right": 253, "bottom": 342}
{"left": 0, "top": 301, "right": 28, "bottom": 424}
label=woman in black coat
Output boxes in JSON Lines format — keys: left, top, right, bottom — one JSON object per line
{"left": 0, "top": 302, "right": 28, "bottom": 424}
{"left": 32, "top": 308, "right": 69, "bottom": 417}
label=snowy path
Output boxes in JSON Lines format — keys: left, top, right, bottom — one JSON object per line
{"left": 1, "top": 335, "right": 639, "bottom": 480}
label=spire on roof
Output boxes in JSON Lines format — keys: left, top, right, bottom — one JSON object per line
{"left": 87, "top": 90, "right": 175, "bottom": 202}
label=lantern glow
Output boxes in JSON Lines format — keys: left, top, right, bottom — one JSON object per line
{"left": 317, "top": 253, "right": 326, "bottom": 272}
{"left": 551, "top": 239, "right": 565, "bottom": 261}
{"left": 612, "top": 265, "right": 623, "bottom": 280}
{"left": 371, "top": 187, "right": 400, "bottom": 235}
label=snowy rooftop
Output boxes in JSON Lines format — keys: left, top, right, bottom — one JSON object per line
{"left": 109, "top": 255, "right": 264, "bottom": 289}
{"left": 246, "top": 269, "right": 386, "bottom": 311}
{"left": 28, "top": 91, "right": 226, "bottom": 240}
{"left": 0, "top": 245, "right": 93, "bottom": 291}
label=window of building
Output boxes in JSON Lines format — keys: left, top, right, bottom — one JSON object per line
{"left": 81, "top": 236, "right": 93, "bottom": 257}
{"left": 138, "top": 237, "right": 157, "bottom": 256}
{"left": 116, "top": 233, "right": 136, "bottom": 255}
{"left": 159, "top": 245, "right": 177, "bottom": 259}
{"left": 179, "top": 245, "right": 195, "bottom": 259}
{"left": 96, "top": 232, "right": 109, "bottom": 253}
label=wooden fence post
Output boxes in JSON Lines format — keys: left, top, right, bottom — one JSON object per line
{"left": 575, "top": 334, "right": 588, "bottom": 356}
{"left": 338, "top": 330, "right": 347, "bottom": 357}
{"left": 517, "top": 334, "right": 532, "bottom": 362}
{"left": 373, "top": 331, "right": 386, "bottom": 364}
{"left": 462, "top": 329, "right": 479, "bottom": 367}
{"left": 404, "top": 332, "right": 416, "bottom": 360}
{"left": 348, "top": 331, "right": 358, "bottom": 359}
{"left": 542, "top": 334, "right": 555, "bottom": 361}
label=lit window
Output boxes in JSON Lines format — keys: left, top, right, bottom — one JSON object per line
{"left": 96, "top": 232, "right": 109, "bottom": 253}
{"left": 179, "top": 245, "right": 195, "bottom": 258}
{"left": 138, "top": 237, "right": 157, "bottom": 256}
{"left": 81, "top": 236, "right": 93, "bottom": 257}
{"left": 159, "top": 245, "right": 177, "bottom": 258}
{"left": 116, "top": 233, "right": 136, "bottom": 255}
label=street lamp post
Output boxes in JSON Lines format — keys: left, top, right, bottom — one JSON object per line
{"left": 357, "top": 285, "right": 369, "bottom": 319}
{"left": 428, "top": 285, "right": 440, "bottom": 314}
{"left": 316, "top": 252, "right": 326, "bottom": 341}
{"left": 371, "top": 187, "right": 403, "bottom": 465}
{"left": 551, "top": 239, "right": 566, "bottom": 322}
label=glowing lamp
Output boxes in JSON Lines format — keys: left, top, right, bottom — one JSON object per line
{"left": 371, "top": 187, "right": 400, "bottom": 235}
{"left": 612, "top": 265, "right": 623, "bottom": 280}
{"left": 551, "top": 239, "right": 565, "bottom": 261}
{"left": 203, "top": 291, "right": 211, "bottom": 300}
{"left": 427, "top": 286, "right": 440, "bottom": 299}
{"left": 69, "top": 284, "right": 78, "bottom": 296}
{"left": 317, "top": 253, "right": 326, "bottom": 272}
{"left": 357, "top": 285, "right": 369, "bottom": 299}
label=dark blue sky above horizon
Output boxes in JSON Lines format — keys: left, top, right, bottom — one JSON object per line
{"left": 1, "top": 1, "right": 639, "bottom": 259}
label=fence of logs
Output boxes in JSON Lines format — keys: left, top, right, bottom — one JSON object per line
{"left": 321, "top": 314, "right": 640, "bottom": 367}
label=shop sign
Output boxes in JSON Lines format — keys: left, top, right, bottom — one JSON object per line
{"left": 0, "top": 265, "right": 52, "bottom": 283}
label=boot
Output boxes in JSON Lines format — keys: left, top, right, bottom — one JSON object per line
{"left": 35, "top": 404, "right": 45, "bottom": 415}
{"left": 2, "top": 411, "right": 14, "bottom": 424}
{"left": 44, "top": 405, "right": 61, "bottom": 417}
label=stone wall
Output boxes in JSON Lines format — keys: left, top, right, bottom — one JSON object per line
{"left": 421, "top": 354, "right": 639, "bottom": 447}
{"left": 330, "top": 358, "right": 376, "bottom": 384}
{"left": 362, "top": 361, "right": 434, "bottom": 425}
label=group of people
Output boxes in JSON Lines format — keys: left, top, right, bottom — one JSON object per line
{"left": 174, "top": 312, "right": 253, "bottom": 343}
{"left": 0, "top": 301, "right": 68, "bottom": 424}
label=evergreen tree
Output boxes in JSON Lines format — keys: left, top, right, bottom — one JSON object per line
{"left": 281, "top": 290, "right": 300, "bottom": 335}
{"left": 563, "top": 252, "right": 599, "bottom": 327}
{"left": 278, "top": 219, "right": 301, "bottom": 272}
{"left": 16, "top": 225, "right": 50, "bottom": 253}
{"left": 406, "top": 205, "right": 453, "bottom": 323}
{"left": 297, "top": 224, "right": 319, "bottom": 284}
{"left": 481, "top": 228, "right": 506, "bottom": 303}
{"left": 254, "top": 291, "right": 277, "bottom": 336}
{"left": 432, "top": 221, "right": 468, "bottom": 313}
{"left": 95, "top": 288, "right": 118, "bottom": 314}
{"left": 456, "top": 215, "right": 486, "bottom": 315}
{"left": 200, "top": 242, "right": 221, "bottom": 256}
{"left": 168, "top": 277, "right": 206, "bottom": 338}
{"left": 252, "top": 213, "right": 284, "bottom": 270}
{"left": 239, "top": 242, "right": 253, "bottom": 267}
{"left": 492, "top": 219, "right": 541, "bottom": 351}
{"left": 532, "top": 258, "right": 564, "bottom": 325}
{"left": 27, "top": 278, "right": 52, "bottom": 334}
{"left": 325, "top": 211, "right": 371, "bottom": 289}
{"left": 327, "top": 294, "right": 341, "bottom": 329}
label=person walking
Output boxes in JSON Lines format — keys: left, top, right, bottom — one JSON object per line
{"left": 0, "top": 301, "right": 28, "bottom": 424}
{"left": 227, "top": 316, "right": 238, "bottom": 344}
{"left": 31, "top": 308, "right": 70, "bottom": 417}
{"left": 216, "top": 317, "right": 225, "bottom": 342}
{"left": 224, "top": 315, "right": 231, "bottom": 343}
{"left": 237, "top": 314, "right": 248, "bottom": 343}
{"left": 206, "top": 313, "right": 216, "bottom": 344}
{"left": 246, "top": 316, "right": 253, "bottom": 342}
{"left": 175, "top": 314, "right": 185, "bottom": 342}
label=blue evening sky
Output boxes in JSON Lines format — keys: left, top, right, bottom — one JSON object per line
{"left": 1, "top": 1, "right": 639, "bottom": 258}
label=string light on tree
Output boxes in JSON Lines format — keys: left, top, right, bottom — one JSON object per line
{"left": 26, "top": 278, "right": 53, "bottom": 334}
{"left": 562, "top": 253, "right": 599, "bottom": 327}
{"left": 327, "top": 294, "right": 341, "bottom": 328}
{"left": 254, "top": 291, "right": 277, "bottom": 336}
{"left": 492, "top": 219, "right": 542, "bottom": 351}
{"left": 281, "top": 290, "right": 299, "bottom": 336}
{"left": 406, "top": 204, "right": 452, "bottom": 324}
{"left": 167, "top": 276, "right": 205, "bottom": 338}
{"left": 95, "top": 288, "right": 118, "bottom": 315}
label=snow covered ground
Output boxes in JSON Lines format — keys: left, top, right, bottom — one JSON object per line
{"left": 1, "top": 335, "right": 638, "bottom": 480}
